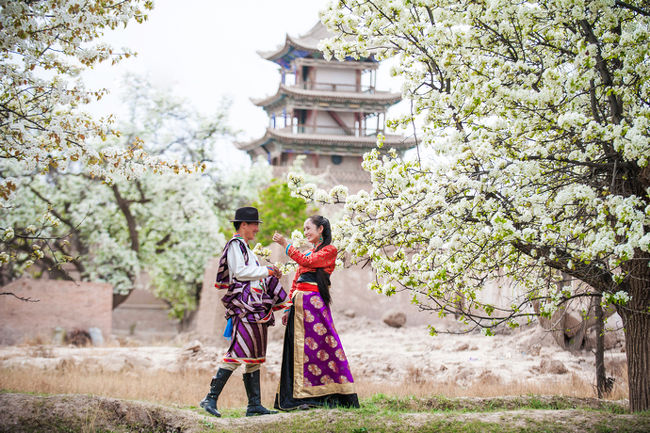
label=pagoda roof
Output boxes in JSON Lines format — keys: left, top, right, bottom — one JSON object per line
{"left": 251, "top": 85, "right": 401, "bottom": 110}
{"left": 258, "top": 21, "right": 375, "bottom": 68}
{"left": 236, "top": 128, "right": 415, "bottom": 156}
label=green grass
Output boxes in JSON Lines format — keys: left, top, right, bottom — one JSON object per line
{"left": 3, "top": 391, "right": 650, "bottom": 433}
{"left": 180, "top": 394, "right": 649, "bottom": 433}
{"left": 360, "top": 393, "right": 629, "bottom": 414}
{"left": 241, "top": 410, "right": 650, "bottom": 433}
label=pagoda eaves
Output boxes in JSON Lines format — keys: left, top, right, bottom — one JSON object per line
{"left": 251, "top": 84, "right": 401, "bottom": 113}
{"left": 237, "top": 128, "right": 415, "bottom": 157}
{"left": 257, "top": 22, "right": 375, "bottom": 68}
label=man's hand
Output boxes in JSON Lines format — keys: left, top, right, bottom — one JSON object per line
{"left": 272, "top": 232, "right": 288, "bottom": 248}
{"left": 282, "top": 310, "right": 289, "bottom": 326}
{"left": 269, "top": 265, "right": 282, "bottom": 278}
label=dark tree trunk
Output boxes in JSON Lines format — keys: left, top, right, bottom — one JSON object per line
{"left": 623, "top": 307, "right": 650, "bottom": 412}
{"left": 619, "top": 252, "right": 650, "bottom": 412}
{"left": 594, "top": 295, "right": 607, "bottom": 399}
{"left": 111, "top": 184, "right": 139, "bottom": 253}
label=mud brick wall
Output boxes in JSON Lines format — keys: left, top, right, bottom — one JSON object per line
{"left": 0, "top": 278, "right": 112, "bottom": 345}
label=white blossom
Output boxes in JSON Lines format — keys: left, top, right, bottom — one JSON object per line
{"left": 2, "top": 229, "right": 14, "bottom": 242}
{"left": 252, "top": 243, "right": 272, "bottom": 260}
{"left": 293, "top": 0, "right": 650, "bottom": 337}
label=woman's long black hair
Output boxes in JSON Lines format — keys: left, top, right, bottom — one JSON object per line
{"left": 311, "top": 215, "right": 333, "bottom": 305}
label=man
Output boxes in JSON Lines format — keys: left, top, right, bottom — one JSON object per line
{"left": 200, "top": 206, "right": 287, "bottom": 417}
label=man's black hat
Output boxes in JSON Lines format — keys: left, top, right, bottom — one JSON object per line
{"left": 230, "top": 206, "right": 262, "bottom": 223}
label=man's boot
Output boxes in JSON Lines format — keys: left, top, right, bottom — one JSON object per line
{"left": 199, "top": 368, "right": 233, "bottom": 417}
{"left": 243, "top": 370, "right": 278, "bottom": 416}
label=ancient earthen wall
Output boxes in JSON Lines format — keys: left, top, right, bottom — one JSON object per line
{"left": 193, "top": 257, "right": 227, "bottom": 340}
{"left": 112, "top": 289, "right": 180, "bottom": 339}
{"left": 0, "top": 278, "right": 112, "bottom": 345}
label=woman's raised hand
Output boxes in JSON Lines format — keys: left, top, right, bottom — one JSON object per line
{"left": 272, "top": 232, "right": 288, "bottom": 248}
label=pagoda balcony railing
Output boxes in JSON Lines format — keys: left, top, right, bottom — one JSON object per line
{"left": 292, "top": 81, "right": 377, "bottom": 93}
{"left": 278, "top": 124, "right": 383, "bottom": 137}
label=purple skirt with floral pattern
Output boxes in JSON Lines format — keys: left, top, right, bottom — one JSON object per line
{"left": 274, "top": 291, "right": 359, "bottom": 410}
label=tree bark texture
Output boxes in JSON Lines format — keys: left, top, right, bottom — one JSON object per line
{"left": 111, "top": 184, "right": 139, "bottom": 253}
{"left": 623, "top": 308, "right": 650, "bottom": 412}
{"left": 595, "top": 296, "right": 607, "bottom": 399}
{"left": 620, "top": 252, "right": 650, "bottom": 412}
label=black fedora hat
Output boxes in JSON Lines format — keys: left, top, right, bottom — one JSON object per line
{"left": 230, "top": 206, "right": 263, "bottom": 223}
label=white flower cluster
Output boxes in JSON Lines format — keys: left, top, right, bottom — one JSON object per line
{"left": 252, "top": 243, "right": 272, "bottom": 260}
{"left": 603, "top": 291, "right": 631, "bottom": 306}
{"left": 0, "top": 73, "right": 247, "bottom": 319}
{"left": 276, "top": 262, "right": 298, "bottom": 276}
{"left": 290, "top": 230, "right": 310, "bottom": 248}
{"left": 2, "top": 229, "right": 14, "bottom": 242}
{"left": 0, "top": 1, "right": 171, "bottom": 184}
{"left": 306, "top": 0, "right": 650, "bottom": 329}
{"left": 1, "top": 2, "right": 207, "bottom": 275}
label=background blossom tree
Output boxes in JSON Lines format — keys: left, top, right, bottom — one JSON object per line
{"left": 0, "top": 0, "right": 197, "bottom": 276}
{"left": 291, "top": 0, "right": 650, "bottom": 411}
{"left": 1, "top": 75, "right": 271, "bottom": 321}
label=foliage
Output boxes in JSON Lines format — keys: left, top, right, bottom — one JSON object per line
{"left": 253, "top": 181, "right": 314, "bottom": 246}
{"left": 1, "top": 75, "right": 271, "bottom": 318}
{"left": 0, "top": 0, "right": 199, "bottom": 277}
{"left": 302, "top": 0, "right": 650, "bottom": 411}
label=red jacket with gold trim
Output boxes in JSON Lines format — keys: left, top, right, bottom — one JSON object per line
{"left": 286, "top": 244, "right": 337, "bottom": 304}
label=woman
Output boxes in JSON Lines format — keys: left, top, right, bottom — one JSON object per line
{"left": 272, "top": 215, "right": 359, "bottom": 410}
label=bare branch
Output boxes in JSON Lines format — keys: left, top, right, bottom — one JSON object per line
{"left": 0, "top": 292, "right": 39, "bottom": 302}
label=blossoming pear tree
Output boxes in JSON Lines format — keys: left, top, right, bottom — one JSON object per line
{"left": 289, "top": 0, "right": 650, "bottom": 411}
{"left": 1, "top": 74, "right": 271, "bottom": 320}
{"left": 0, "top": 1, "right": 198, "bottom": 275}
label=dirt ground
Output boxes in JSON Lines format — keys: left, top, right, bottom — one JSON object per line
{"left": 0, "top": 315, "right": 629, "bottom": 393}
{"left": 0, "top": 314, "right": 638, "bottom": 432}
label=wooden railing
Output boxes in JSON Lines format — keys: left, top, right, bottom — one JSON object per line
{"left": 276, "top": 125, "right": 383, "bottom": 137}
{"left": 294, "top": 82, "right": 376, "bottom": 93}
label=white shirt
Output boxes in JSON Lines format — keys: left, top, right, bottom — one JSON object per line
{"left": 226, "top": 238, "right": 268, "bottom": 292}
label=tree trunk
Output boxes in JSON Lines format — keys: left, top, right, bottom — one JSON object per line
{"left": 594, "top": 295, "right": 607, "bottom": 399}
{"left": 623, "top": 307, "right": 650, "bottom": 412}
{"left": 111, "top": 184, "right": 139, "bottom": 253}
{"left": 620, "top": 252, "right": 650, "bottom": 412}
{"left": 624, "top": 308, "right": 650, "bottom": 412}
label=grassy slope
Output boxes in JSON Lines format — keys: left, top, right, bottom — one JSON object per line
{"left": 1, "top": 391, "right": 649, "bottom": 433}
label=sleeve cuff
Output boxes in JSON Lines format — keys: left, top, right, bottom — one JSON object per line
{"left": 285, "top": 244, "right": 292, "bottom": 255}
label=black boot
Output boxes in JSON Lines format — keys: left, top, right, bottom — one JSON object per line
{"left": 200, "top": 368, "right": 233, "bottom": 417}
{"left": 243, "top": 370, "right": 278, "bottom": 416}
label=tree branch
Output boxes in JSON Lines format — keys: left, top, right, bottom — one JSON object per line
{"left": 111, "top": 184, "right": 139, "bottom": 253}
{"left": 1, "top": 292, "right": 39, "bottom": 302}
{"left": 578, "top": 19, "right": 623, "bottom": 125}
{"left": 615, "top": 0, "right": 650, "bottom": 17}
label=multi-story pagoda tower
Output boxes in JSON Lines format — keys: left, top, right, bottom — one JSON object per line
{"left": 238, "top": 22, "right": 413, "bottom": 190}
